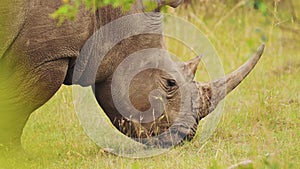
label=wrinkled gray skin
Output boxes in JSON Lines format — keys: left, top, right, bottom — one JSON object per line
{"left": 0, "top": 0, "right": 264, "bottom": 149}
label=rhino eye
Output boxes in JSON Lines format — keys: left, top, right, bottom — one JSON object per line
{"left": 167, "top": 79, "right": 177, "bottom": 87}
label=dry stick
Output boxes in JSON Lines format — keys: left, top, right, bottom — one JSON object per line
{"left": 213, "top": 0, "right": 247, "bottom": 31}
{"left": 227, "top": 160, "right": 253, "bottom": 169}
{"left": 278, "top": 25, "right": 300, "bottom": 34}
{"left": 268, "top": 0, "right": 280, "bottom": 48}
{"left": 189, "top": 12, "right": 223, "bottom": 52}
{"left": 189, "top": 13, "right": 218, "bottom": 42}
{"left": 196, "top": 141, "right": 208, "bottom": 154}
{"left": 287, "top": 0, "right": 297, "bottom": 22}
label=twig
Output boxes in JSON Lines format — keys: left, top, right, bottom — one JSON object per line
{"left": 278, "top": 25, "right": 300, "bottom": 34}
{"left": 196, "top": 141, "right": 208, "bottom": 154}
{"left": 228, "top": 160, "right": 253, "bottom": 169}
{"left": 287, "top": 0, "right": 298, "bottom": 22}
{"left": 214, "top": 0, "right": 247, "bottom": 30}
{"left": 189, "top": 12, "right": 222, "bottom": 51}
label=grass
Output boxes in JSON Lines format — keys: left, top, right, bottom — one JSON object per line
{"left": 2, "top": 1, "right": 300, "bottom": 168}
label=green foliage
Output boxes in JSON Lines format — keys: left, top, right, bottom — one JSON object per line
{"left": 51, "top": 0, "right": 170, "bottom": 25}
{"left": 253, "top": 0, "right": 268, "bottom": 15}
{"left": 51, "top": 0, "right": 135, "bottom": 25}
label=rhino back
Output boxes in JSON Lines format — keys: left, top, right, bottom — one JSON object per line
{"left": 18, "top": 1, "right": 95, "bottom": 62}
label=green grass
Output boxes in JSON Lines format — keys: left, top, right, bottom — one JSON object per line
{"left": 2, "top": 1, "right": 300, "bottom": 168}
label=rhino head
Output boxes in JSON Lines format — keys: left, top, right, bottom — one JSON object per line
{"left": 93, "top": 43, "right": 264, "bottom": 148}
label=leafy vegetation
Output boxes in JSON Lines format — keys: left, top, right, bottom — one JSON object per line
{"left": 1, "top": 0, "right": 300, "bottom": 168}
{"left": 51, "top": 0, "right": 134, "bottom": 24}
{"left": 51, "top": 0, "right": 142, "bottom": 25}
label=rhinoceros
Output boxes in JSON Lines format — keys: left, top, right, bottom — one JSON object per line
{"left": 0, "top": 0, "right": 264, "bottom": 149}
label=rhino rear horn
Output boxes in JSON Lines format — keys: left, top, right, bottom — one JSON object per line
{"left": 186, "top": 55, "right": 202, "bottom": 76}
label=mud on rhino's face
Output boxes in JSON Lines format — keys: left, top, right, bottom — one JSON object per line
{"left": 126, "top": 55, "right": 202, "bottom": 138}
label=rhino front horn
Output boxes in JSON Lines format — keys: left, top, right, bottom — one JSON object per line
{"left": 196, "top": 44, "right": 265, "bottom": 118}
{"left": 211, "top": 44, "right": 265, "bottom": 103}
{"left": 213, "top": 44, "right": 265, "bottom": 99}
